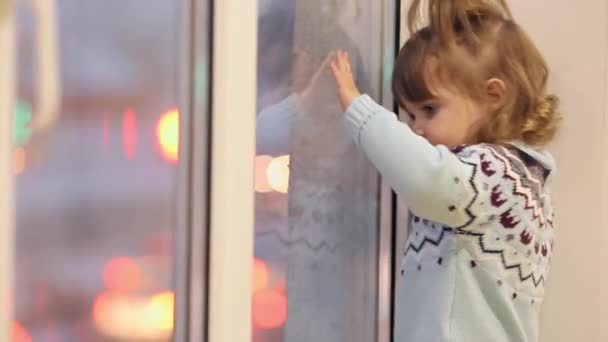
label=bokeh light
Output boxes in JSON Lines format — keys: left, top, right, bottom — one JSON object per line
{"left": 254, "top": 155, "right": 273, "bottom": 193}
{"left": 276, "top": 277, "right": 286, "bottom": 294}
{"left": 145, "top": 291, "right": 174, "bottom": 332}
{"left": 102, "top": 257, "right": 142, "bottom": 292}
{"left": 156, "top": 109, "right": 179, "bottom": 164}
{"left": 252, "top": 288, "right": 287, "bottom": 329}
{"left": 13, "top": 100, "right": 32, "bottom": 147}
{"left": 122, "top": 109, "right": 137, "bottom": 160}
{"left": 11, "top": 320, "right": 31, "bottom": 342}
{"left": 253, "top": 258, "right": 269, "bottom": 294}
{"left": 93, "top": 291, "right": 174, "bottom": 340}
{"left": 267, "top": 155, "right": 290, "bottom": 193}
{"left": 14, "top": 147, "right": 26, "bottom": 175}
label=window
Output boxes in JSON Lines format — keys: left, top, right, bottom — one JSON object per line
{"left": 254, "top": 1, "right": 397, "bottom": 341}
{"left": 11, "top": 1, "right": 198, "bottom": 340}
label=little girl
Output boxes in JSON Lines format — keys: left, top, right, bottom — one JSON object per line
{"left": 330, "top": 1, "right": 559, "bottom": 341}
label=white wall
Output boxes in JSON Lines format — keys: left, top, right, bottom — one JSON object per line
{"left": 400, "top": 1, "right": 608, "bottom": 341}
{"left": 507, "top": 2, "right": 607, "bottom": 341}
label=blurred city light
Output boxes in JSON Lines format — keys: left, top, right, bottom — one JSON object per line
{"left": 252, "top": 288, "right": 287, "bottom": 329}
{"left": 122, "top": 109, "right": 137, "bottom": 160}
{"left": 14, "top": 147, "right": 26, "bottom": 175}
{"left": 14, "top": 101, "right": 32, "bottom": 147}
{"left": 93, "top": 291, "right": 173, "bottom": 340}
{"left": 11, "top": 320, "right": 32, "bottom": 342}
{"left": 253, "top": 258, "right": 270, "bottom": 294}
{"left": 93, "top": 292, "right": 137, "bottom": 339}
{"left": 145, "top": 291, "right": 174, "bottom": 332}
{"left": 276, "top": 277, "right": 286, "bottom": 294}
{"left": 267, "top": 155, "right": 290, "bottom": 193}
{"left": 102, "top": 257, "right": 142, "bottom": 292}
{"left": 156, "top": 109, "right": 179, "bottom": 164}
{"left": 254, "top": 155, "right": 273, "bottom": 193}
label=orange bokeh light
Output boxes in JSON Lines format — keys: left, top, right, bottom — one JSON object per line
{"left": 102, "top": 257, "right": 142, "bottom": 292}
{"left": 146, "top": 291, "right": 174, "bottom": 331}
{"left": 156, "top": 109, "right": 179, "bottom": 164}
{"left": 252, "top": 289, "right": 287, "bottom": 329}
{"left": 92, "top": 292, "right": 121, "bottom": 328}
{"left": 92, "top": 291, "right": 174, "bottom": 340}
{"left": 254, "top": 155, "right": 273, "bottom": 193}
{"left": 14, "top": 147, "right": 26, "bottom": 175}
{"left": 276, "top": 277, "right": 286, "bottom": 294}
{"left": 11, "top": 321, "right": 32, "bottom": 342}
{"left": 253, "top": 258, "right": 269, "bottom": 294}
{"left": 267, "top": 155, "right": 290, "bottom": 193}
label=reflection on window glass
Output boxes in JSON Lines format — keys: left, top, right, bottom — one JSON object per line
{"left": 12, "top": 1, "right": 190, "bottom": 340}
{"left": 254, "top": 1, "right": 388, "bottom": 341}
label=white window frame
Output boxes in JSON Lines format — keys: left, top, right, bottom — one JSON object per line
{"left": 0, "top": 2, "right": 16, "bottom": 339}
{"left": 173, "top": 0, "right": 258, "bottom": 341}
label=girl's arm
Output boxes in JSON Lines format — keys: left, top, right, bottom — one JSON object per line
{"left": 344, "top": 94, "right": 503, "bottom": 228}
{"left": 330, "top": 50, "right": 505, "bottom": 228}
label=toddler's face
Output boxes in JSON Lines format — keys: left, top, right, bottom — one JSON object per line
{"left": 402, "top": 83, "right": 486, "bottom": 149}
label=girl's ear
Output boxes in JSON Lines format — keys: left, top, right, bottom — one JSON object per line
{"left": 484, "top": 78, "right": 507, "bottom": 111}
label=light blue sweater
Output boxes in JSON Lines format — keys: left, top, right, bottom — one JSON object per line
{"left": 346, "top": 94, "right": 556, "bottom": 342}
{"left": 256, "top": 93, "right": 556, "bottom": 342}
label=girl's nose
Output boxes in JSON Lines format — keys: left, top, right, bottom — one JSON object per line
{"left": 412, "top": 124, "right": 425, "bottom": 137}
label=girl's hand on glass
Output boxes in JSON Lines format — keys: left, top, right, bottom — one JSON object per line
{"left": 330, "top": 50, "right": 361, "bottom": 112}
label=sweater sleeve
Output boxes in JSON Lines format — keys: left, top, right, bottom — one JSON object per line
{"left": 255, "top": 94, "right": 301, "bottom": 156}
{"left": 344, "top": 94, "right": 508, "bottom": 228}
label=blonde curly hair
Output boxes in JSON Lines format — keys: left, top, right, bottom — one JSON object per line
{"left": 392, "top": 0, "right": 560, "bottom": 147}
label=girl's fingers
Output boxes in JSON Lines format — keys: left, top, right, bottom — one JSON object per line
{"left": 337, "top": 50, "right": 352, "bottom": 73}
{"left": 332, "top": 60, "right": 346, "bottom": 77}
{"left": 336, "top": 51, "right": 344, "bottom": 70}
{"left": 342, "top": 52, "right": 350, "bottom": 71}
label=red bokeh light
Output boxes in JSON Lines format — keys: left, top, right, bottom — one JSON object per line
{"left": 122, "top": 109, "right": 137, "bottom": 160}
{"left": 252, "top": 289, "right": 287, "bottom": 329}
{"left": 102, "top": 257, "right": 142, "bottom": 292}
{"left": 11, "top": 321, "right": 31, "bottom": 342}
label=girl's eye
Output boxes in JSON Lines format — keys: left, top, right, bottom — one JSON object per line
{"left": 408, "top": 113, "right": 415, "bottom": 122}
{"left": 421, "top": 104, "right": 437, "bottom": 115}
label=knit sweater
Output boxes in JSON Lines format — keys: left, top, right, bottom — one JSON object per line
{"left": 345, "top": 94, "right": 556, "bottom": 342}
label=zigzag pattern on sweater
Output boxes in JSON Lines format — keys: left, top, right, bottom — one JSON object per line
{"left": 404, "top": 226, "right": 454, "bottom": 256}
{"left": 403, "top": 144, "right": 553, "bottom": 289}
{"left": 489, "top": 146, "right": 552, "bottom": 227}
{"left": 457, "top": 229, "right": 546, "bottom": 287}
